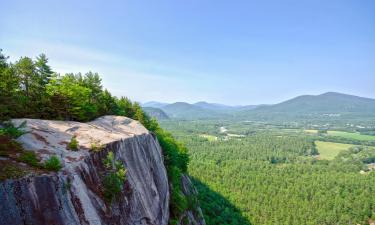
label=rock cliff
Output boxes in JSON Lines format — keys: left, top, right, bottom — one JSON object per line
{"left": 0, "top": 116, "right": 204, "bottom": 225}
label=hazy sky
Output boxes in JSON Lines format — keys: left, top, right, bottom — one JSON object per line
{"left": 1, "top": 0, "right": 374, "bottom": 105}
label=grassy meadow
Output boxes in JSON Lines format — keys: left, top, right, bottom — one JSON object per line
{"left": 327, "top": 130, "right": 375, "bottom": 141}
{"left": 315, "top": 141, "right": 355, "bottom": 160}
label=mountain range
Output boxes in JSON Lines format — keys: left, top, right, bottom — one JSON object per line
{"left": 142, "top": 92, "right": 375, "bottom": 121}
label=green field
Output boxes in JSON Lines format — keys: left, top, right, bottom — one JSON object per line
{"left": 315, "top": 141, "right": 354, "bottom": 160}
{"left": 327, "top": 130, "right": 375, "bottom": 141}
{"left": 199, "top": 134, "right": 218, "bottom": 141}
{"left": 304, "top": 129, "right": 318, "bottom": 134}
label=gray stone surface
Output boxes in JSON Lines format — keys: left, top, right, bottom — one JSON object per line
{"left": 0, "top": 116, "right": 169, "bottom": 225}
{"left": 178, "top": 175, "right": 206, "bottom": 225}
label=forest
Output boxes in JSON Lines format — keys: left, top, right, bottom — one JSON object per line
{"left": 161, "top": 120, "right": 375, "bottom": 225}
{"left": 0, "top": 49, "right": 189, "bottom": 223}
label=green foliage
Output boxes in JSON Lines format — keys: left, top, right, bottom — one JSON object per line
{"left": 192, "top": 178, "right": 250, "bottom": 225}
{"left": 103, "top": 172, "right": 124, "bottom": 202}
{"left": 68, "top": 136, "right": 79, "bottom": 151}
{"left": 102, "top": 151, "right": 127, "bottom": 202}
{"left": 90, "top": 142, "right": 104, "bottom": 152}
{"left": 0, "top": 121, "right": 26, "bottom": 138}
{"left": 44, "top": 155, "right": 62, "bottom": 171}
{"left": 162, "top": 120, "right": 375, "bottom": 225}
{"left": 0, "top": 134, "right": 24, "bottom": 157}
{"left": 327, "top": 130, "right": 375, "bottom": 141}
{"left": 0, "top": 164, "right": 26, "bottom": 181}
{"left": 152, "top": 126, "right": 190, "bottom": 219}
{"left": 19, "top": 151, "right": 40, "bottom": 167}
{"left": 334, "top": 146, "right": 375, "bottom": 168}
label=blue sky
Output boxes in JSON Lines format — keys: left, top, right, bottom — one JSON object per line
{"left": 1, "top": 0, "right": 374, "bottom": 105}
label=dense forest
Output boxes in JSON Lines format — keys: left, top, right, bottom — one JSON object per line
{"left": 0, "top": 49, "right": 189, "bottom": 223}
{"left": 162, "top": 121, "right": 375, "bottom": 225}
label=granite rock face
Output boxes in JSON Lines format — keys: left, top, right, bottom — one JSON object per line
{"left": 0, "top": 116, "right": 170, "bottom": 225}
{"left": 178, "top": 175, "right": 206, "bottom": 225}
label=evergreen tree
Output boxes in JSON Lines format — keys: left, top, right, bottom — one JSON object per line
{"left": 35, "top": 53, "right": 53, "bottom": 86}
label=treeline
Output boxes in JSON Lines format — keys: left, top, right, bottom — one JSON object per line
{"left": 0, "top": 49, "right": 146, "bottom": 122}
{"left": 0, "top": 49, "right": 189, "bottom": 222}
{"left": 317, "top": 134, "right": 375, "bottom": 147}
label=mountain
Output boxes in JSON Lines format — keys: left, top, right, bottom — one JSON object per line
{"left": 142, "top": 101, "right": 169, "bottom": 108}
{"left": 239, "top": 92, "right": 375, "bottom": 121}
{"left": 143, "top": 107, "right": 170, "bottom": 120}
{"left": 193, "top": 101, "right": 234, "bottom": 111}
{"left": 161, "top": 102, "right": 224, "bottom": 119}
{"left": 141, "top": 101, "right": 259, "bottom": 119}
{"left": 194, "top": 101, "right": 258, "bottom": 112}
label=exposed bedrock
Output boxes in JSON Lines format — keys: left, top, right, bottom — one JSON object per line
{"left": 0, "top": 116, "right": 169, "bottom": 225}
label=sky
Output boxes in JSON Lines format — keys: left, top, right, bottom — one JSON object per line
{"left": 1, "top": 0, "right": 374, "bottom": 105}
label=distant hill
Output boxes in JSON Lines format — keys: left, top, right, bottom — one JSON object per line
{"left": 142, "top": 101, "right": 169, "bottom": 108}
{"left": 238, "top": 92, "right": 375, "bottom": 121}
{"left": 160, "top": 102, "right": 221, "bottom": 119}
{"left": 194, "top": 101, "right": 257, "bottom": 112}
{"left": 160, "top": 101, "right": 258, "bottom": 119}
{"left": 143, "top": 92, "right": 375, "bottom": 121}
{"left": 142, "top": 107, "right": 170, "bottom": 120}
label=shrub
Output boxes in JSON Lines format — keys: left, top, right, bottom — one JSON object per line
{"left": 68, "top": 136, "right": 79, "bottom": 151}
{"left": 103, "top": 172, "right": 123, "bottom": 202}
{"left": 0, "top": 135, "right": 24, "bottom": 157}
{"left": 102, "top": 151, "right": 126, "bottom": 202}
{"left": 0, "top": 121, "right": 26, "bottom": 138}
{"left": 0, "top": 164, "right": 26, "bottom": 181}
{"left": 90, "top": 142, "right": 104, "bottom": 152}
{"left": 19, "top": 151, "right": 40, "bottom": 167}
{"left": 44, "top": 155, "right": 62, "bottom": 171}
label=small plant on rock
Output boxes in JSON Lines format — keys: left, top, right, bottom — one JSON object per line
{"left": 68, "top": 135, "right": 79, "bottom": 151}
{"left": 44, "top": 155, "right": 62, "bottom": 171}
{"left": 0, "top": 164, "right": 26, "bottom": 181}
{"left": 19, "top": 151, "right": 40, "bottom": 168}
{"left": 102, "top": 151, "right": 127, "bottom": 202}
{"left": 0, "top": 121, "right": 26, "bottom": 138}
{"left": 90, "top": 141, "right": 104, "bottom": 152}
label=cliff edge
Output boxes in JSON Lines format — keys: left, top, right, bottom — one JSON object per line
{"left": 0, "top": 116, "right": 172, "bottom": 225}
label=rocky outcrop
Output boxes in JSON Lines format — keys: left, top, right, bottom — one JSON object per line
{"left": 0, "top": 116, "right": 170, "bottom": 225}
{"left": 178, "top": 175, "right": 206, "bottom": 225}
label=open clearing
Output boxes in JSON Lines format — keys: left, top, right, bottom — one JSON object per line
{"left": 327, "top": 131, "right": 375, "bottom": 141}
{"left": 199, "top": 134, "right": 218, "bottom": 141}
{"left": 304, "top": 129, "right": 318, "bottom": 134}
{"left": 315, "top": 141, "right": 355, "bottom": 160}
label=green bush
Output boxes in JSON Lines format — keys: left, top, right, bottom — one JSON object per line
{"left": 0, "top": 164, "right": 26, "bottom": 181}
{"left": 102, "top": 151, "right": 127, "bottom": 202}
{"left": 103, "top": 172, "right": 124, "bottom": 202}
{"left": 0, "top": 121, "right": 26, "bottom": 138}
{"left": 19, "top": 151, "right": 40, "bottom": 167}
{"left": 44, "top": 155, "right": 62, "bottom": 171}
{"left": 90, "top": 142, "right": 104, "bottom": 152}
{"left": 68, "top": 136, "right": 79, "bottom": 151}
{"left": 0, "top": 135, "right": 24, "bottom": 156}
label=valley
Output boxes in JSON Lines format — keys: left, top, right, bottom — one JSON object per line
{"left": 160, "top": 118, "right": 375, "bottom": 225}
{"left": 155, "top": 94, "right": 375, "bottom": 224}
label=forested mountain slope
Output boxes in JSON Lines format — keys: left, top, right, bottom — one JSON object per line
{"left": 143, "top": 107, "right": 170, "bottom": 120}
{"left": 238, "top": 92, "right": 375, "bottom": 121}
{"left": 161, "top": 102, "right": 224, "bottom": 119}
